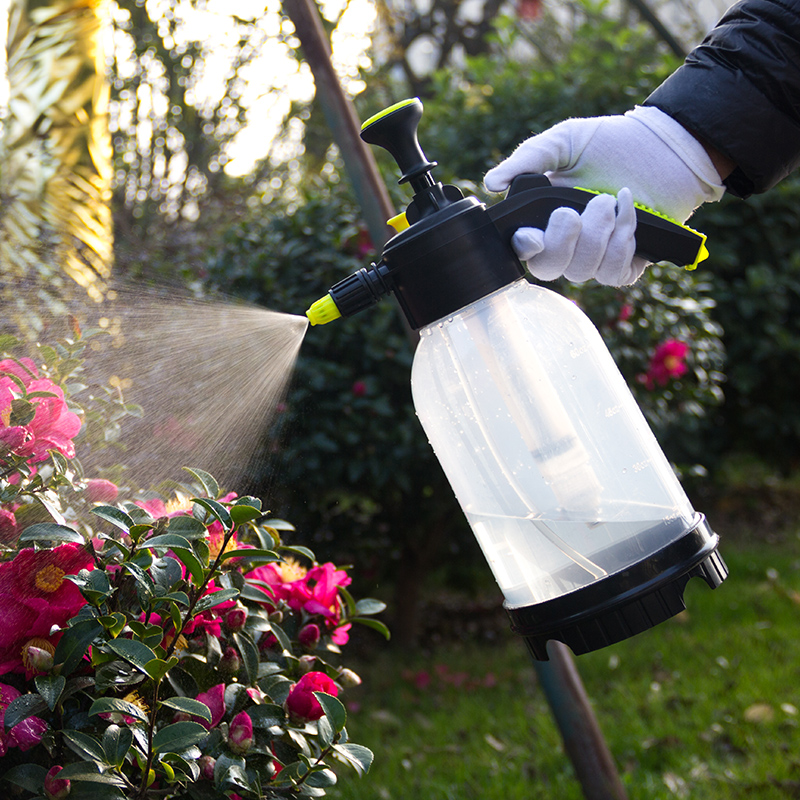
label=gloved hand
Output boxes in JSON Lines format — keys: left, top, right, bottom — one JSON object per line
{"left": 484, "top": 105, "right": 726, "bottom": 285}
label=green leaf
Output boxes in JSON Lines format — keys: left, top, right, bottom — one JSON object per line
{"left": 191, "top": 497, "right": 232, "bottom": 530}
{"left": 142, "top": 533, "right": 193, "bottom": 551}
{"left": 57, "top": 762, "right": 127, "bottom": 786}
{"left": 152, "top": 721, "right": 209, "bottom": 754}
{"left": 304, "top": 767, "right": 338, "bottom": 788}
{"left": 54, "top": 619, "right": 104, "bottom": 676}
{"left": 264, "top": 518, "right": 295, "bottom": 531}
{"left": 120, "top": 561, "right": 155, "bottom": 600}
{"left": 0, "top": 333, "right": 21, "bottom": 351}
{"left": 232, "top": 631, "right": 260, "bottom": 684}
{"left": 98, "top": 612, "right": 127, "bottom": 638}
{"left": 9, "top": 397, "right": 35, "bottom": 426}
{"left": 167, "top": 515, "right": 207, "bottom": 539}
{"left": 129, "top": 523, "right": 155, "bottom": 540}
{"left": 220, "top": 547, "right": 280, "bottom": 563}
{"left": 62, "top": 729, "right": 108, "bottom": 762}
{"left": 0, "top": 763, "right": 47, "bottom": 793}
{"left": 352, "top": 617, "right": 391, "bottom": 640}
{"left": 194, "top": 587, "right": 239, "bottom": 614}
{"left": 183, "top": 467, "right": 219, "bottom": 499}
{"left": 18, "top": 522, "right": 83, "bottom": 544}
{"left": 334, "top": 743, "right": 374, "bottom": 776}
{"left": 229, "top": 504, "right": 263, "bottom": 525}
{"left": 103, "top": 724, "right": 133, "bottom": 769}
{"left": 354, "top": 598, "right": 387, "bottom": 616}
{"left": 144, "top": 656, "right": 178, "bottom": 682}
{"left": 248, "top": 703, "right": 285, "bottom": 728}
{"left": 88, "top": 697, "right": 148, "bottom": 723}
{"left": 314, "top": 692, "right": 346, "bottom": 733}
{"left": 3, "top": 693, "right": 47, "bottom": 730}
{"left": 234, "top": 495, "right": 262, "bottom": 510}
{"left": 262, "top": 620, "right": 292, "bottom": 654}
{"left": 34, "top": 675, "right": 66, "bottom": 711}
{"left": 106, "top": 639, "right": 159, "bottom": 674}
{"left": 159, "top": 696, "right": 212, "bottom": 724}
{"left": 279, "top": 544, "right": 315, "bottom": 561}
{"left": 170, "top": 546, "right": 206, "bottom": 586}
{"left": 92, "top": 506, "right": 134, "bottom": 534}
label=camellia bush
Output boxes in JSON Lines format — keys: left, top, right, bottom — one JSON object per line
{"left": 0, "top": 326, "right": 387, "bottom": 799}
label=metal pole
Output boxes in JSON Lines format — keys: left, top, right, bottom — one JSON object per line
{"left": 281, "top": 3, "right": 628, "bottom": 797}
{"left": 535, "top": 642, "right": 629, "bottom": 800}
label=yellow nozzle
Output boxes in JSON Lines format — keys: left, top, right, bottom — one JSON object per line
{"left": 306, "top": 294, "right": 342, "bottom": 326}
{"left": 388, "top": 212, "right": 409, "bottom": 233}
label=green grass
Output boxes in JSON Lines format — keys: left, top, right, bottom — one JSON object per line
{"left": 331, "top": 535, "right": 800, "bottom": 799}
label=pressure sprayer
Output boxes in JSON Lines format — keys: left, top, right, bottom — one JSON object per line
{"left": 305, "top": 98, "right": 727, "bottom": 660}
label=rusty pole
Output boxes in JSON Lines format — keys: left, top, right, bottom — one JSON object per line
{"left": 282, "top": 0, "right": 395, "bottom": 251}
{"left": 281, "top": 1, "right": 628, "bottom": 797}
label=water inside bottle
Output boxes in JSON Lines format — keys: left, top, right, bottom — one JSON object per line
{"left": 468, "top": 510, "right": 696, "bottom": 607}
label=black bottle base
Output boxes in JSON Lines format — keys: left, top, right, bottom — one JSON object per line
{"left": 505, "top": 517, "right": 727, "bottom": 661}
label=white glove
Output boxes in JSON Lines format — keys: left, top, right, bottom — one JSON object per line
{"left": 484, "top": 105, "right": 726, "bottom": 286}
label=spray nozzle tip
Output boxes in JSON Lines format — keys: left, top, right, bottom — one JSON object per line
{"left": 306, "top": 294, "right": 342, "bottom": 326}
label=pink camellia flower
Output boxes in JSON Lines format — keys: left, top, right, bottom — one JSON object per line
{"left": 84, "top": 478, "right": 119, "bottom": 504}
{"left": 642, "top": 340, "right": 690, "bottom": 390}
{"left": 0, "top": 425, "right": 29, "bottom": 453}
{"left": 0, "top": 508, "right": 17, "bottom": 544}
{"left": 0, "top": 358, "right": 39, "bottom": 385}
{"left": 195, "top": 683, "right": 226, "bottom": 730}
{"left": 285, "top": 671, "right": 338, "bottom": 721}
{"left": 44, "top": 765, "right": 71, "bottom": 800}
{"left": 0, "top": 683, "right": 47, "bottom": 756}
{"left": 0, "top": 543, "right": 93, "bottom": 675}
{"left": 617, "top": 303, "right": 633, "bottom": 324}
{"left": 247, "top": 560, "right": 352, "bottom": 644}
{"left": 15, "top": 379, "right": 82, "bottom": 462}
{"left": 228, "top": 710, "right": 253, "bottom": 754}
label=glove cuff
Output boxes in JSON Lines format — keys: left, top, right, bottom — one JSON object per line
{"left": 625, "top": 106, "right": 725, "bottom": 204}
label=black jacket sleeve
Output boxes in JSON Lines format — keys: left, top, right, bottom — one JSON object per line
{"left": 645, "top": 0, "right": 800, "bottom": 197}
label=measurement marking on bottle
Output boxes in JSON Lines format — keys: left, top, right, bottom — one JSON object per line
{"left": 604, "top": 405, "right": 622, "bottom": 417}
{"left": 570, "top": 344, "right": 589, "bottom": 359}
{"left": 633, "top": 459, "right": 651, "bottom": 472}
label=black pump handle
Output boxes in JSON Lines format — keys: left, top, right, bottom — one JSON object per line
{"left": 487, "top": 174, "right": 707, "bottom": 269}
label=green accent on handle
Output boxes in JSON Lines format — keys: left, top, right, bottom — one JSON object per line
{"left": 574, "top": 185, "right": 709, "bottom": 270}
{"left": 361, "top": 98, "right": 419, "bottom": 132}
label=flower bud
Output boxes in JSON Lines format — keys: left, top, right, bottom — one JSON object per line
{"left": 21, "top": 640, "right": 55, "bottom": 675}
{"left": 224, "top": 606, "right": 248, "bottom": 633}
{"left": 298, "top": 623, "right": 320, "bottom": 648}
{"left": 298, "top": 655, "right": 317, "bottom": 675}
{"left": 198, "top": 755, "right": 216, "bottom": 781}
{"left": 84, "top": 479, "right": 119, "bottom": 504}
{"left": 338, "top": 668, "right": 362, "bottom": 688}
{"left": 219, "top": 646, "right": 241, "bottom": 675}
{"left": 268, "top": 610, "right": 284, "bottom": 624}
{"left": 44, "top": 766, "right": 71, "bottom": 800}
{"left": 228, "top": 711, "right": 253, "bottom": 754}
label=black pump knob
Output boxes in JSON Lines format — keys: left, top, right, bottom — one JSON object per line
{"left": 360, "top": 98, "right": 437, "bottom": 188}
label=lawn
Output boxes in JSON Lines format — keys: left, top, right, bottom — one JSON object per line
{"left": 331, "top": 530, "right": 800, "bottom": 799}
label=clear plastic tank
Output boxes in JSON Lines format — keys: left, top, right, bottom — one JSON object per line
{"left": 411, "top": 277, "right": 706, "bottom": 608}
